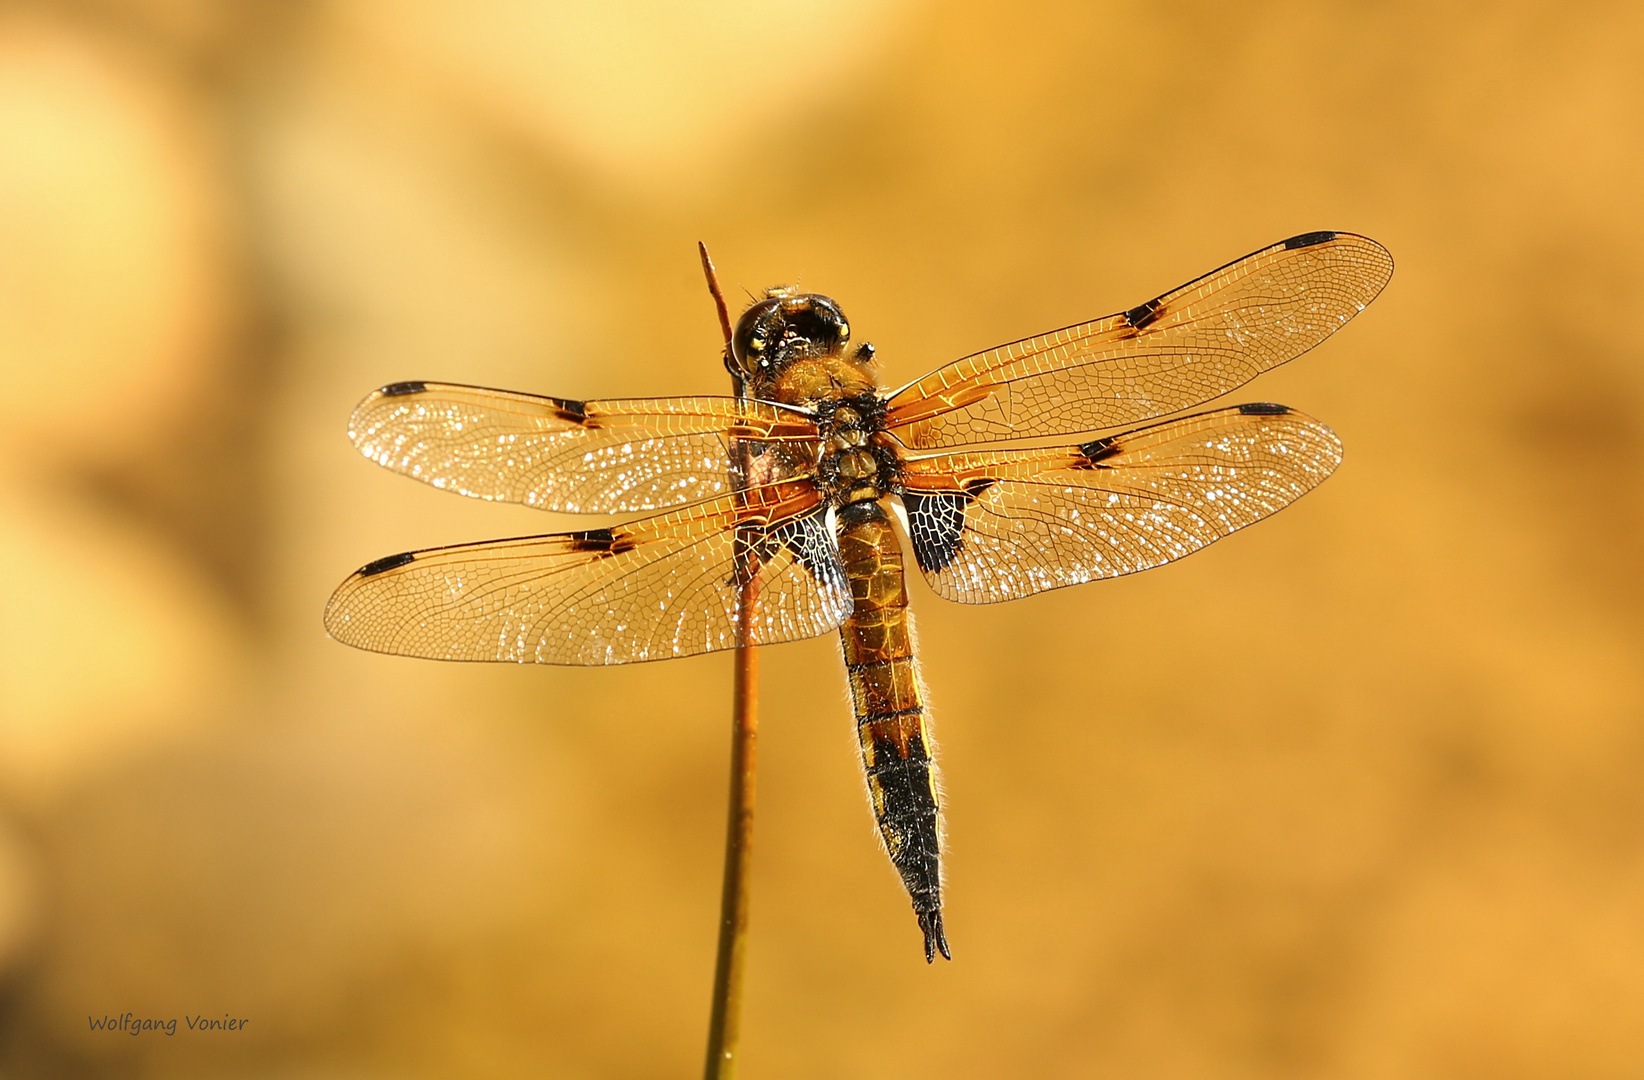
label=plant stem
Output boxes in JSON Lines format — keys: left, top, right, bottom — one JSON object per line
{"left": 700, "top": 243, "right": 758, "bottom": 1080}
{"left": 705, "top": 581, "right": 760, "bottom": 1078}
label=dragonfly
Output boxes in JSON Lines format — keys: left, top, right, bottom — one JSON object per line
{"left": 324, "top": 230, "right": 1393, "bottom": 963}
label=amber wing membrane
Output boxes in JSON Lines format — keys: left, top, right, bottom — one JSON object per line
{"left": 882, "top": 232, "right": 1391, "bottom": 449}
{"left": 348, "top": 382, "right": 819, "bottom": 513}
{"left": 898, "top": 404, "right": 1342, "bottom": 603}
{"left": 323, "top": 483, "right": 851, "bottom": 664}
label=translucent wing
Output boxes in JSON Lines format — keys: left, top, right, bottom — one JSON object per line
{"left": 323, "top": 482, "right": 851, "bottom": 664}
{"left": 349, "top": 381, "right": 820, "bottom": 513}
{"left": 898, "top": 404, "right": 1342, "bottom": 603}
{"left": 883, "top": 231, "right": 1391, "bottom": 449}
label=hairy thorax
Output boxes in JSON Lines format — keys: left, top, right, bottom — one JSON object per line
{"left": 762, "top": 353, "right": 878, "bottom": 408}
{"left": 734, "top": 291, "right": 903, "bottom": 506}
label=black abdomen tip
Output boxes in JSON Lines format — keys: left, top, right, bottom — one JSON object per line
{"left": 358, "top": 551, "right": 415, "bottom": 576}
{"left": 1283, "top": 230, "right": 1337, "bottom": 250}
{"left": 918, "top": 909, "right": 951, "bottom": 963}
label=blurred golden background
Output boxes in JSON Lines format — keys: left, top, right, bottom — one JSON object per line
{"left": 2, "top": 0, "right": 1642, "bottom": 1076}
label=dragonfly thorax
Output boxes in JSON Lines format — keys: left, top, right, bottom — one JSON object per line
{"left": 815, "top": 391, "right": 900, "bottom": 504}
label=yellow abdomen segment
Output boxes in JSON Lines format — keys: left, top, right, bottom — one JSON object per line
{"left": 835, "top": 499, "right": 949, "bottom": 962}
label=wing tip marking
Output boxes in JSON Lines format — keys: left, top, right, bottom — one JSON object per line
{"left": 1238, "top": 402, "right": 1292, "bottom": 415}
{"left": 380, "top": 381, "right": 427, "bottom": 397}
{"left": 358, "top": 551, "right": 416, "bottom": 577}
{"left": 1283, "top": 230, "right": 1338, "bottom": 250}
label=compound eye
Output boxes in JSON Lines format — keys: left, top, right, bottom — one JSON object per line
{"left": 779, "top": 295, "right": 850, "bottom": 352}
{"left": 731, "top": 298, "right": 783, "bottom": 370}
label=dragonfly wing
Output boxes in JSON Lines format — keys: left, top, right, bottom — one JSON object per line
{"left": 349, "top": 382, "right": 819, "bottom": 513}
{"left": 898, "top": 404, "right": 1342, "bottom": 603}
{"left": 323, "top": 482, "right": 851, "bottom": 664}
{"left": 883, "top": 231, "right": 1391, "bottom": 448}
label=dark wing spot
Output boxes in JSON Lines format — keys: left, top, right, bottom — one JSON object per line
{"left": 732, "top": 524, "right": 781, "bottom": 588}
{"left": 1077, "top": 435, "right": 1123, "bottom": 466}
{"left": 1238, "top": 402, "right": 1292, "bottom": 415}
{"left": 358, "top": 551, "right": 416, "bottom": 576}
{"left": 902, "top": 492, "right": 965, "bottom": 573}
{"left": 963, "top": 478, "right": 995, "bottom": 499}
{"left": 1124, "top": 298, "right": 1166, "bottom": 330}
{"left": 903, "top": 480, "right": 994, "bottom": 574}
{"left": 380, "top": 381, "right": 426, "bottom": 397}
{"left": 1283, "top": 231, "right": 1337, "bottom": 250}
{"left": 548, "top": 397, "right": 588, "bottom": 424}
{"left": 566, "top": 528, "right": 616, "bottom": 554}
{"left": 779, "top": 508, "right": 836, "bottom": 585}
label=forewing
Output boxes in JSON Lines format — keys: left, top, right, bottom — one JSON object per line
{"left": 898, "top": 404, "right": 1342, "bottom": 603}
{"left": 884, "top": 231, "right": 1391, "bottom": 448}
{"left": 349, "top": 381, "right": 819, "bottom": 513}
{"left": 323, "top": 483, "right": 851, "bottom": 664}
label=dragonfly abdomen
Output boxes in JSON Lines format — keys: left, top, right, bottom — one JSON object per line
{"left": 835, "top": 500, "right": 950, "bottom": 962}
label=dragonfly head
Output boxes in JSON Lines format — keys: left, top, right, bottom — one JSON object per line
{"left": 729, "top": 290, "right": 852, "bottom": 382}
